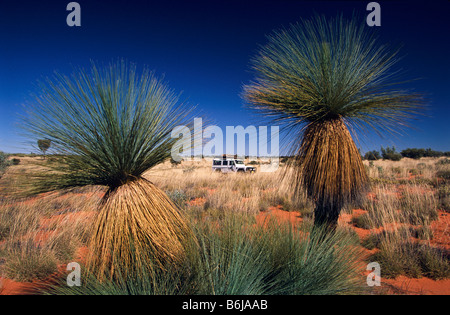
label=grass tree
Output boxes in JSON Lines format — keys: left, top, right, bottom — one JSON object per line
{"left": 21, "top": 61, "right": 195, "bottom": 280}
{"left": 243, "top": 15, "right": 424, "bottom": 229}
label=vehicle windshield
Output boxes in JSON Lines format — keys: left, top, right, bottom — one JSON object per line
{"left": 235, "top": 160, "right": 244, "bottom": 164}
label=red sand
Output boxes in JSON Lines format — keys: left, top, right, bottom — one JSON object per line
{"left": 382, "top": 276, "right": 450, "bottom": 295}
{"left": 430, "top": 211, "right": 450, "bottom": 250}
{"left": 187, "top": 197, "right": 207, "bottom": 206}
{"left": 256, "top": 205, "right": 303, "bottom": 228}
{"left": 1, "top": 278, "right": 42, "bottom": 295}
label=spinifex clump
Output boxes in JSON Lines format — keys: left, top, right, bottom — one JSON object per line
{"left": 21, "top": 60, "right": 194, "bottom": 279}
{"left": 243, "top": 15, "right": 424, "bottom": 229}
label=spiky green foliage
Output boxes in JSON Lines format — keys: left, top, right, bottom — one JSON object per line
{"left": 243, "top": 15, "right": 424, "bottom": 227}
{"left": 21, "top": 60, "right": 192, "bottom": 193}
{"left": 20, "top": 60, "right": 195, "bottom": 280}
{"left": 41, "top": 214, "right": 364, "bottom": 295}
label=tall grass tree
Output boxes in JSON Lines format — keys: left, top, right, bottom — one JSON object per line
{"left": 21, "top": 60, "right": 195, "bottom": 280}
{"left": 243, "top": 15, "right": 424, "bottom": 229}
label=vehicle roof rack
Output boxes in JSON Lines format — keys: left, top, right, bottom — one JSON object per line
{"left": 222, "top": 154, "right": 238, "bottom": 159}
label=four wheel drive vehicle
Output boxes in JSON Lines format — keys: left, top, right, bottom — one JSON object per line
{"left": 212, "top": 158, "right": 256, "bottom": 173}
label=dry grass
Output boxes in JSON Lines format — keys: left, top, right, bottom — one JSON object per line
{"left": 0, "top": 155, "right": 449, "bottom": 290}
{"left": 146, "top": 159, "right": 314, "bottom": 219}
{"left": 363, "top": 157, "right": 448, "bottom": 182}
{"left": 0, "top": 188, "right": 98, "bottom": 282}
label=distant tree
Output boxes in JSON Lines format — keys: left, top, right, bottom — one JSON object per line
{"left": 364, "top": 150, "right": 381, "bottom": 161}
{"left": 401, "top": 148, "right": 425, "bottom": 159}
{"left": 0, "top": 151, "right": 10, "bottom": 178}
{"left": 381, "top": 146, "right": 402, "bottom": 161}
{"left": 424, "top": 148, "right": 441, "bottom": 158}
{"left": 37, "top": 139, "right": 51, "bottom": 159}
{"left": 401, "top": 148, "right": 446, "bottom": 159}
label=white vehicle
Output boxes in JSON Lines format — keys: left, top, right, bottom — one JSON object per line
{"left": 212, "top": 157, "right": 256, "bottom": 173}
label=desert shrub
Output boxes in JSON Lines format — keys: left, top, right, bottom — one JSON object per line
{"left": 169, "top": 157, "right": 182, "bottom": 167}
{"left": 186, "top": 216, "right": 273, "bottom": 295}
{"left": 40, "top": 214, "right": 364, "bottom": 295}
{"left": 351, "top": 213, "right": 373, "bottom": 229}
{"left": 0, "top": 151, "right": 10, "bottom": 178}
{"left": 377, "top": 166, "right": 384, "bottom": 177}
{"left": 45, "top": 156, "right": 59, "bottom": 164}
{"left": 436, "top": 170, "right": 450, "bottom": 181}
{"left": 399, "top": 186, "right": 438, "bottom": 225}
{"left": 355, "top": 189, "right": 401, "bottom": 229}
{"left": 410, "top": 225, "right": 434, "bottom": 241}
{"left": 166, "top": 189, "right": 188, "bottom": 208}
{"left": 361, "top": 233, "right": 381, "bottom": 250}
{"left": 371, "top": 240, "right": 450, "bottom": 280}
{"left": 0, "top": 202, "right": 41, "bottom": 241}
{"left": 182, "top": 166, "right": 197, "bottom": 173}
{"left": 1, "top": 238, "right": 58, "bottom": 282}
{"left": 363, "top": 164, "right": 370, "bottom": 176}
{"left": 0, "top": 193, "right": 94, "bottom": 283}
{"left": 47, "top": 231, "right": 80, "bottom": 263}
{"left": 436, "top": 158, "right": 450, "bottom": 166}
{"left": 258, "top": 198, "right": 271, "bottom": 212}
{"left": 360, "top": 230, "right": 406, "bottom": 250}
{"left": 408, "top": 168, "right": 420, "bottom": 176}
{"left": 437, "top": 185, "right": 450, "bottom": 211}
{"left": 364, "top": 150, "right": 381, "bottom": 161}
{"left": 401, "top": 148, "right": 424, "bottom": 159}
{"left": 381, "top": 146, "right": 402, "bottom": 161}
{"left": 258, "top": 224, "right": 363, "bottom": 295}
{"left": 417, "top": 163, "right": 427, "bottom": 169}
{"left": 358, "top": 184, "right": 438, "bottom": 229}
{"left": 402, "top": 148, "right": 446, "bottom": 159}
{"left": 11, "top": 158, "right": 20, "bottom": 165}
{"left": 232, "top": 180, "right": 254, "bottom": 198}
{"left": 42, "top": 262, "right": 189, "bottom": 295}
{"left": 0, "top": 206, "right": 16, "bottom": 241}
{"left": 259, "top": 188, "right": 313, "bottom": 215}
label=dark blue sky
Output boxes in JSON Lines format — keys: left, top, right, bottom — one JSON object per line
{"left": 0, "top": 0, "right": 449, "bottom": 154}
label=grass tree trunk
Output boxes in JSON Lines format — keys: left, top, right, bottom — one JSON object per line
{"left": 87, "top": 177, "right": 192, "bottom": 280}
{"left": 299, "top": 118, "right": 368, "bottom": 230}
